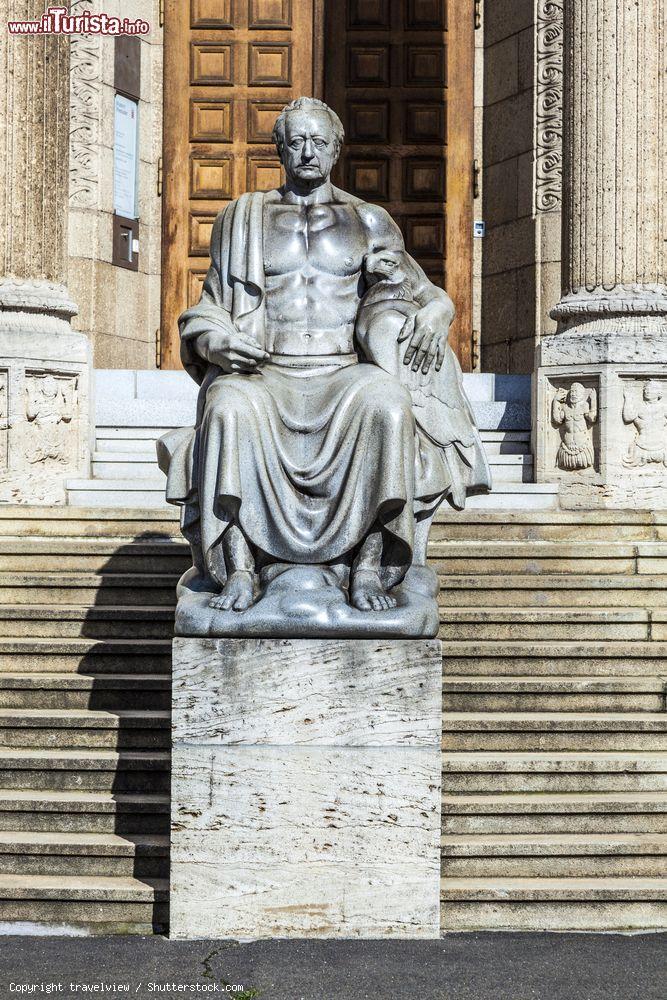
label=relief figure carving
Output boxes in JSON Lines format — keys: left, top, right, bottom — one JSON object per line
{"left": 623, "top": 381, "right": 667, "bottom": 468}
{"left": 551, "top": 382, "right": 597, "bottom": 470}
{"left": 25, "top": 374, "right": 77, "bottom": 465}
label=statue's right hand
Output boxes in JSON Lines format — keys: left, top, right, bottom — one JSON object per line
{"left": 197, "top": 328, "right": 269, "bottom": 374}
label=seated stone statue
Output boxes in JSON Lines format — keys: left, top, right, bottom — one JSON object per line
{"left": 158, "top": 97, "right": 490, "bottom": 638}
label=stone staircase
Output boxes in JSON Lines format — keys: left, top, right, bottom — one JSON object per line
{"left": 66, "top": 370, "right": 559, "bottom": 510}
{"left": 0, "top": 507, "right": 664, "bottom": 933}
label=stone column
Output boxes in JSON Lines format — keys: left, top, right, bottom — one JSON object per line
{"left": 0, "top": 2, "right": 90, "bottom": 503}
{"left": 534, "top": 0, "right": 667, "bottom": 508}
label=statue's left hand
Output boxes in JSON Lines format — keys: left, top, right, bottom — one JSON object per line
{"left": 402, "top": 300, "right": 452, "bottom": 374}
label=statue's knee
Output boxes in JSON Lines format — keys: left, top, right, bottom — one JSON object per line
{"left": 203, "top": 385, "right": 246, "bottom": 423}
{"left": 364, "top": 379, "right": 413, "bottom": 426}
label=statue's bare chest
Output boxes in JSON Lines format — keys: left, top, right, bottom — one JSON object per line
{"left": 263, "top": 203, "right": 366, "bottom": 277}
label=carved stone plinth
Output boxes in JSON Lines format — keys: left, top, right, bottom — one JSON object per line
{"left": 535, "top": 0, "right": 667, "bottom": 509}
{"left": 0, "top": 287, "right": 91, "bottom": 504}
{"left": 170, "top": 637, "right": 442, "bottom": 939}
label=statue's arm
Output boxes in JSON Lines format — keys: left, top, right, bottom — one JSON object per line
{"left": 358, "top": 203, "right": 454, "bottom": 373}
{"left": 179, "top": 210, "right": 268, "bottom": 379}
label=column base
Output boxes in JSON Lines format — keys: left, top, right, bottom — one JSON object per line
{"left": 0, "top": 302, "right": 91, "bottom": 504}
{"left": 535, "top": 328, "right": 667, "bottom": 510}
{"left": 170, "top": 637, "right": 442, "bottom": 939}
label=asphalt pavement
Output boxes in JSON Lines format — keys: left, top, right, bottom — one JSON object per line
{"left": 0, "top": 932, "right": 664, "bottom": 1000}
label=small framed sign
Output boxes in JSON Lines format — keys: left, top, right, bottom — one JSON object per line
{"left": 113, "top": 93, "right": 139, "bottom": 220}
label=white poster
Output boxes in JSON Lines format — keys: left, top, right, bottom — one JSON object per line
{"left": 113, "top": 93, "right": 139, "bottom": 219}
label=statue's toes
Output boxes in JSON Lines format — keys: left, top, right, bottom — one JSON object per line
{"left": 369, "top": 596, "right": 383, "bottom": 611}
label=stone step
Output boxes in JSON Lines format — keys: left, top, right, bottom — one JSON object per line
{"left": 0, "top": 507, "right": 179, "bottom": 538}
{"left": 66, "top": 481, "right": 171, "bottom": 509}
{"left": 457, "top": 484, "right": 559, "bottom": 511}
{"left": 441, "top": 712, "right": 667, "bottom": 752}
{"left": 0, "top": 831, "right": 169, "bottom": 878}
{"left": 0, "top": 708, "right": 170, "bottom": 750}
{"left": 441, "top": 833, "right": 667, "bottom": 877}
{"left": 441, "top": 641, "right": 667, "bottom": 676}
{"left": 438, "top": 574, "right": 667, "bottom": 607}
{"left": 0, "top": 673, "right": 171, "bottom": 710}
{"left": 442, "top": 752, "right": 667, "bottom": 792}
{"left": 0, "top": 573, "right": 178, "bottom": 606}
{"left": 440, "top": 876, "right": 667, "bottom": 899}
{"left": 430, "top": 541, "right": 667, "bottom": 576}
{"left": 91, "top": 454, "right": 165, "bottom": 480}
{"left": 0, "top": 748, "right": 170, "bottom": 792}
{"left": 439, "top": 606, "right": 651, "bottom": 642}
{"left": 439, "top": 878, "right": 667, "bottom": 931}
{"left": 0, "top": 538, "right": 188, "bottom": 574}
{"left": 0, "top": 606, "right": 175, "bottom": 640}
{"left": 0, "top": 639, "right": 172, "bottom": 673}
{"left": 0, "top": 790, "right": 170, "bottom": 833}
{"left": 0, "top": 873, "right": 168, "bottom": 933}
{"left": 431, "top": 509, "right": 667, "bottom": 542}
{"left": 441, "top": 676, "right": 666, "bottom": 713}
{"left": 442, "top": 792, "right": 667, "bottom": 836}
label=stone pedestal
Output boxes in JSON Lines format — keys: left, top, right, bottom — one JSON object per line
{"left": 0, "top": 2, "right": 90, "bottom": 502}
{"left": 170, "top": 637, "right": 442, "bottom": 939}
{"left": 535, "top": 0, "right": 667, "bottom": 509}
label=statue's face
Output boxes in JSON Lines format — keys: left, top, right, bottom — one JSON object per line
{"left": 569, "top": 383, "right": 585, "bottom": 404}
{"left": 281, "top": 110, "right": 338, "bottom": 185}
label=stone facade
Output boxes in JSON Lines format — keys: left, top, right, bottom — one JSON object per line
{"left": 535, "top": 0, "right": 667, "bottom": 508}
{"left": 68, "top": 0, "right": 163, "bottom": 369}
{"left": 480, "top": 0, "right": 563, "bottom": 374}
{"left": 0, "top": 1, "right": 91, "bottom": 503}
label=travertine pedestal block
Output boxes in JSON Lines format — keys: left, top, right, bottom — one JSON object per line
{"left": 170, "top": 637, "right": 442, "bottom": 939}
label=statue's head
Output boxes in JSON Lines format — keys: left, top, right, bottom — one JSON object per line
{"left": 568, "top": 382, "right": 585, "bottom": 404}
{"left": 643, "top": 380, "right": 663, "bottom": 402}
{"left": 273, "top": 97, "right": 344, "bottom": 188}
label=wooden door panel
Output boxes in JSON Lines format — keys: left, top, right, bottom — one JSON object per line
{"left": 161, "top": 0, "right": 315, "bottom": 369}
{"left": 324, "top": 0, "right": 474, "bottom": 369}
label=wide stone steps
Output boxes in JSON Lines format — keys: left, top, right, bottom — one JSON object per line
{"left": 0, "top": 749, "right": 170, "bottom": 792}
{"left": 0, "top": 674, "right": 171, "bottom": 710}
{"left": 442, "top": 712, "right": 667, "bottom": 752}
{"left": 441, "top": 641, "right": 667, "bottom": 676}
{"left": 441, "top": 834, "right": 667, "bottom": 877}
{"left": 0, "top": 507, "right": 664, "bottom": 932}
{"left": 441, "top": 792, "right": 667, "bottom": 835}
{"left": 0, "top": 832, "right": 169, "bottom": 878}
{"left": 0, "top": 790, "right": 170, "bottom": 834}
{"left": 442, "top": 752, "right": 667, "bottom": 792}
{"left": 0, "top": 873, "right": 168, "bottom": 933}
{"left": 439, "top": 878, "right": 667, "bottom": 932}
{"left": 0, "top": 709, "right": 170, "bottom": 750}
{"left": 0, "top": 639, "right": 172, "bottom": 673}
{"left": 442, "top": 676, "right": 666, "bottom": 713}
{"left": 0, "top": 606, "right": 176, "bottom": 640}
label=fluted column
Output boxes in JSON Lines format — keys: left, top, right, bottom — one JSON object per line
{"left": 535, "top": 0, "right": 667, "bottom": 509}
{"left": 0, "top": 2, "right": 90, "bottom": 503}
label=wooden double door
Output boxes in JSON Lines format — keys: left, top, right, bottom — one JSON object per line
{"left": 161, "top": 0, "right": 474, "bottom": 368}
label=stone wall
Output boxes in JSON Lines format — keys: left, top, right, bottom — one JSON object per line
{"left": 68, "top": 0, "right": 163, "bottom": 369}
{"left": 481, "top": 0, "right": 563, "bottom": 374}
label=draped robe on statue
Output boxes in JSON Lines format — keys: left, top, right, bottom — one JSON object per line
{"left": 157, "top": 190, "right": 489, "bottom": 590}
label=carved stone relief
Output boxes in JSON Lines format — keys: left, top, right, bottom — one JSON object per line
{"left": 0, "top": 371, "right": 8, "bottom": 472}
{"left": 551, "top": 381, "right": 597, "bottom": 471}
{"left": 69, "top": 0, "right": 101, "bottom": 209}
{"left": 622, "top": 379, "right": 667, "bottom": 469}
{"left": 535, "top": 0, "right": 563, "bottom": 214}
{"left": 24, "top": 372, "right": 78, "bottom": 467}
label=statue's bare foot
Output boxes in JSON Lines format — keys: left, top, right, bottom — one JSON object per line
{"left": 209, "top": 571, "right": 254, "bottom": 612}
{"left": 350, "top": 569, "right": 398, "bottom": 612}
